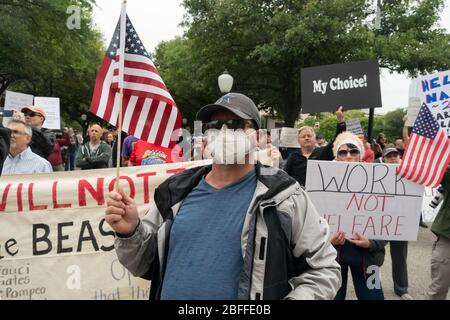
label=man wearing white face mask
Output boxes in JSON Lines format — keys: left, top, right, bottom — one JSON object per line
{"left": 105, "top": 92, "right": 341, "bottom": 300}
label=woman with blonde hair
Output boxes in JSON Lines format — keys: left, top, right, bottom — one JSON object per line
{"left": 331, "top": 131, "right": 387, "bottom": 300}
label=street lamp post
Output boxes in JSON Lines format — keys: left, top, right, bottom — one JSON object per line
{"left": 81, "top": 113, "right": 88, "bottom": 136}
{"left": 367, "top": 0, "right": 382, "bottom": 145}
{"left": 218, "top": 71, "right": 234, "bottom": 94}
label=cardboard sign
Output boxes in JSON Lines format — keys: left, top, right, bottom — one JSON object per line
{"left": 2, "top": 91, "right": 34, "bottom": 126}
{"left": 279, "top": 127, "right": 300, "bottom": 148}
{"left": 305, "top": 161, "right": 424, "bottom": 241}
{"left": 33, "top": 97, "right": 61, "bottom": 130}
{"left": 301, "top": 60, "right": 382, "bottom": 113}
{"left": 0, "top": 160, "right": 210, "bottom": 300}
{"left": 419, "top": 70, "right": 450, "bottom": 135}
{"left": 345, "top": 119, "right": 364, "bottom": 135}
{"left": 421, "top": 187, "right": 442, "bottom": 223}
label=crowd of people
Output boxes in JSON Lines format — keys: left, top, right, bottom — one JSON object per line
{"left": 0, "top": 92, "right": 449, "bottom": 301}
{"left": 0, "top": 107, "right": 184, "bottom": 174}
{"left": 103, "top": 92, "right": 449, "bottom": 301}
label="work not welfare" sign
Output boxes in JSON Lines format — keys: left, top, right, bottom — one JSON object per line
{"left": 306, "top": 161, "right": 424, "bottom": 241}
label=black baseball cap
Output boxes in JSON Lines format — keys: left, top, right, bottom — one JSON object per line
{"left": 196, "top": 92, "right": 261, "bottom": 129}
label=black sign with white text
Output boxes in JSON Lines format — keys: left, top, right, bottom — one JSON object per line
{"left": 301, "top": 60, "right": 382, "bottom": 113}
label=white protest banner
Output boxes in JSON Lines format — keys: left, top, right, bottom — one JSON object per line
{"left": 345, "top": 119, "right": 364, "bottom": 135}
{"left": 305, "top": 160, "right": 424, "bottom": 241}
{"left": 2, "top": 91, "right": 34, "bottom": 126}
{"left": 0, "top": 160, "right": 211, "bottom": 300}
{"left": 419, "top": 70, "right": 450, "bottom": 135}
{"left": 33, "top": 97, "right": 61, "bottom": 130}
{"left": 421, "top": 187, "right": 442, "bottom": 223}
{"left": 279, "top": 127, "right": 300, "bottom": 148}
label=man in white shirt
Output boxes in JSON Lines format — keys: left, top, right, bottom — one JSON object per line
{"left": 2, "top": 119, "right": 53, "bottom": 175}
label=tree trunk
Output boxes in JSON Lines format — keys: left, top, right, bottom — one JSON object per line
{"left": 0, "top": 78, "right": 11, "bottom": 97}
{"left": 282, "top": 74, "right": 301, "bottom": 127}
{"left": 283, "top": 103, "right": 301, "bottom": 127}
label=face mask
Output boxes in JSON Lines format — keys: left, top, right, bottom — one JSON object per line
{"left": 204, "top": 128, "right": 256, "bottom": 164}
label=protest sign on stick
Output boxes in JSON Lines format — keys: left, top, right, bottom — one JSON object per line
{"left": 2, "top": 91, "right": 34, "bottom": 126}
{"left": 301, "top": 60, "right": 382, "bottom": 113}
{"left": 419, "top": 70, "right": 450, "bottom": 135}
{"left": 345, "top": 119, "right": 364, "bottom": 135}
{"left": 33, "top": 97, "right": 61, "bottom": 130}
{"left": 279, "top": 127, "right": 300, "bottom": 148}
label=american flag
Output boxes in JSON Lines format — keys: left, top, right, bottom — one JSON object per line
{"left": 89, "top": 15, "right": 181, "bottom": 148}
{"left": 398, "top": 103, "right": 450, "bottom": 188}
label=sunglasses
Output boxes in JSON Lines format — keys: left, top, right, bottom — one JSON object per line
{"left": 203, "top": 119, "right": 252, "bottom": 132}
{"left": 337, "top": 149, "right": 360, "bottom": 157}
{"left": 24, "top": 111, "right": 42, "bottom": 117}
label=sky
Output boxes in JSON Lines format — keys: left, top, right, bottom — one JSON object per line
{"left": 93, "top": 0, "right": 450, "bottom": 115}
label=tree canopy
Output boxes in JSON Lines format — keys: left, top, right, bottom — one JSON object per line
{"left": 302, "top": 108, "right": 404, "bottom": 143}
{"left": 0, "top": 0, "right": 104, "bottom": 131}
{"left": 155, "top": 0, "right": 450, "bottom": 126}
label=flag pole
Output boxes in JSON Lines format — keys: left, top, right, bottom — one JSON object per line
{"left": 115, "top": 0, "right": 127, "bottom": 192}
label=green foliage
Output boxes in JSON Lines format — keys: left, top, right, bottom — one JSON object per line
{"left": 382, "top": 108, "right": 407, "bottom": 139}
{"left": 154, "top": 37, "right": 219, "bottom": 126}
{"left": 154, "top": 0, "right": 450, "bottom": 127}
{"left": 0, "top": 0, "right": 104, "bottom": 130}
{"left": 300, "top": 108, "right": 405, "bottom": 143}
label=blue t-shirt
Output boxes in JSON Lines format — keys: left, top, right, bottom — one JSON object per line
{"left": 160, "top": 170, "right": 257, "bottom": 300}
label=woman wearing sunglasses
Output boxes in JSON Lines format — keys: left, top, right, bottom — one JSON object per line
{"left": 331, "top": 131, "right": 388, "bottom": 300}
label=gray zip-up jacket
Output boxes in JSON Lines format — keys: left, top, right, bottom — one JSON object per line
{"left": 114, "top": 163, "right": 341, "bottom": 300}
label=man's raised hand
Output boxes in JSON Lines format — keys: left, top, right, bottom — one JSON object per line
{"left": 105, "top": 188, "right": 139, "bottom": 237}
{"left": 336, "top": 106, "right": 345, "bottom": 123}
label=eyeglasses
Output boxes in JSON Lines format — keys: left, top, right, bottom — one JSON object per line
{"left": 337, "top": 149, "right": 360, "bottom": 157}
{"left": 10, "top": 129, "right": 28, "bottom": 136}
{"left": 203, "top": 119, "right": 252, "bottom": 132}
{"left": 24, "top": 111, "right": 42, "bottom": 117}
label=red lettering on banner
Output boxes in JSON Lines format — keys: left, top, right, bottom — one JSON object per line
{"left": 378, "top": 195, "right": 395, "bottom": 212}
{"left": 78, "top": 178, "right": 105, "bottom": 207}
{"left": 136, "top": 172, "right": 156, "bottom": 204}
{"left": 346, "top": 194, "right": 363, "bottom": 211}
{"left": 363, "top": 216, "right": 376, "bottom": 236}
{"left": 352, "top": 215, "right": 363, "bottom": 235}
{"left": 28, "top": 183, "right": 48, "bottom": 211}
{"left": 108, "top": 176, "right": 135, "bottom": 199}
{"left": 394, "top": 216, "right": 405, "bottom": 236}
{"left": 52, "top": 181, "right": 71, "bottom": 209}
{"left": 363, "top": 195, "right": 378, "bottom": 212}
{"left": 347, "top": 194, "right": 395, "bottom": 213}
{"left": 380, "top": 215, "right": 393, "bottom": 236}
{"left": 166, "top": 168, "right": 186, "bottom": 175}
{"left": 17, "top": 183, "right": 23, "bottom": 212}
{"left": 0, "top": 184, "right": 12, "bottom": 211}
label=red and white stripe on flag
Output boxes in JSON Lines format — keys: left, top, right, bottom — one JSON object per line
{"left": 398, "top": 128, "right": 450, "bottom": 188}
{"left": 89, "top": 14, "right": 181, "bottom": 148}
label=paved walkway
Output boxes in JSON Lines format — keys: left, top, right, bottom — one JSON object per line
{"left": 346, "top": 223, "right": 450, "bottom": 300}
